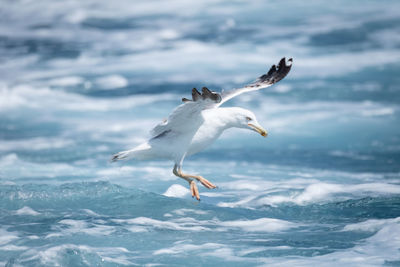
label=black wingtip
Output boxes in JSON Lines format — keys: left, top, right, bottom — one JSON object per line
{"left": 267, "top": 57, "right": 292, "bottom": 83}
{"left": 192, "top": 88, "right": 201, "bottom": 101}
{"left": 246, "top": 57, "right": 292, "bottom": 88}
{"left": 202, "top": 87, "right": 211, "bottom": 94}
{"left": 267, "top": 64, "right": 276, "bottom": 76}
{"left": 183, "top": 86, "right": 221, "bottom": 103}
{"left": 110, "top": 154, "right": 119, "bottom": 163}
{"left": 278, "top": 57, "right": 286, "bottom": 67}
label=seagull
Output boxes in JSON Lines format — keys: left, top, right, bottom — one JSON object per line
{"left": 111, "top": 57, "right": 292, "bottom": 200}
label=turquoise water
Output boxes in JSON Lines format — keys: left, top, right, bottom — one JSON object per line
{"left": 1, "top": 0, "right": 400, "bottom": 266}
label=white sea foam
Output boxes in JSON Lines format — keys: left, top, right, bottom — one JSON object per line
{"left": 112, "top": 217, "right": 209, "bottom": 232}
{"left": 163, "top": 184, "right": 190, "bottom": 198}
{"left": 185, "top": 159, "right": 400, "bottom": 209}
{"left": 0, "top": 244, "right": 29, "bottom": 251}
{"left": 0, "top": 137, "right": 75, "bottom": 151}
{"left": 99, "top": 165, "right": 173, "bottom": 181}
{"left": 218, "top": 178, "right": 400, "bottom": 208}
{"left": 45, "top": 219, "right": 115, "bottom": 239}
{"left": 218, "top": 196, "right": 259, "bottom": 209}
{"left": 343, "top": 217, "right": 400, "bottom": 232}
{"left": 257, "top": 182, "right": 400, "bottom": 206}
{"left": 81, "top": 209, "right": 101, "bottom": 217}
{"left": 47, "top": 76, "right": 84, "bottom": 87}
{"left": 153, "top": 242, "right": 224, "bottom": 255}
{"left": 0, "top": 153, "right": 79, "bottom": 179}
{"left": 172, "top": 208, "right": 208, "bottom": 216}
{"left": 237, "top": 247, "right": 268, "bottom": 256}
{"left": 95, "top": 75, "right": 128, "bottom": 90}
{"left": 126, "top": 226, "right": 148, "bottom": 233}
{"left": 26, "top": 244, "right": 134, "bottom": 266}
{"left": 148, "top": 218, "right": 400, "bottom": 266}
{"left": 15, "top": 206, "right": 40, "bottom": 216}
{"left": 112, "top": 215, "right": 296, "bottom": 235}
{"left": 148, "top": 217, "right": 399, "bottom": 266}
{"left": 253, "top": 99, "right": 398, "bottom": 136}
{"left": 0, "top": 0, "right": 399, "bottom": 99}
{"left": 0, "top": 84, "right": 174, "bottom": 112}
{"left": 56, "top": 219, "right": 115, "bottom": 236}
{"left": 0, "top": 229, "right": 19, "bottom": 246}
{"left": 1, "top": 2, "right": 399, "bottom": 92}
{"left": 219, "top": 218, "right": 296, "bottom": 232}
{"left": 153, "top": 241, "right": 261, "bottom": 263}
{"left": 260, "top": 218, "right": 400, "bottom": 267}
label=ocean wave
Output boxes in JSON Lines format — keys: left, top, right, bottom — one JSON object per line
{"left": 1, "top": 1, "right": 400, "bottom": 265}
{"left": 211, "top": 165, "right": 400, "bottom": 208}
{"left": 0, "top": 84, "right": 174, "bottom": 112}
{"left": 1, "top": 181, "right": 399, "bottom": 266}
{"left": 343, "top": 217, "right": 400, "bottom": 232}
{"left": 1, "top": 0, "right": 400, "bottom": 93}
{"left": 112, "top": 216, "right": 297, "bottom": 234}
{"left": 24, "top": 244, "right": 135, "bottom": 266}
{"left": 15, "top": 206, "right": 40, "bottom": 216}
{"left": 259, "top": 216, "right": 400, "bottom": 267}
{"left": 0, "top": 229, "right": 19, "bottom": 246}
{"left": 1, "top": 152, "right": 398, "bottom": 210}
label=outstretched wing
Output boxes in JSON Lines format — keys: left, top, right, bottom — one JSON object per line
{"left": 150, "top": 57, "right": 292, "bottom": 138}
{"left": 150, "top": 88, "right": 220, "bottom": 138}
{"left": 217, "top": 57, "right": 292, "bottom": 107}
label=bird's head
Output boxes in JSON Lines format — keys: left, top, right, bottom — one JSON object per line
{"left": 231, "top": 108, "right": 267, "bottom": 137}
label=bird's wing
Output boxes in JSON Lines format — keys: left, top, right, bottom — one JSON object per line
{"left": 150, "top": 89, "right": 220, "bottom": 138}
{"left": 217, "top": 57, "right": 292, "bottom": 107}
{"left": 149, "top": 57, "right": 292, "bottom": 137}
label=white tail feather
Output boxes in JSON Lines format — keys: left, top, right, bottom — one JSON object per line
{"left": 110, "top": 143, "right": 152, "bottom": 162}
{"left": 111, "top": 150, "right": 132, "bottom": 162}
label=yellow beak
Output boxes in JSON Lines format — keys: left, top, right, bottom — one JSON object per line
{"left": 248, "top": 123, "right": 268, "bottom": 137}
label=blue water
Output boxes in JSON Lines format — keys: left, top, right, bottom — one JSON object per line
{"left": 1, "top": 0, "right": 400, "bottom": 266}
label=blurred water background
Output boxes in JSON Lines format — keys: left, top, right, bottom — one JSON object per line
{"left": 1, "top": 0, "right": 400, "bottom": 266}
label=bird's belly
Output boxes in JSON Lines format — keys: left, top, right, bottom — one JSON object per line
{"left": 148, "top": 130, "right": 193, "bottom": 161}
{"left": 187, "top": 126, "right": 222, "bottom": 156}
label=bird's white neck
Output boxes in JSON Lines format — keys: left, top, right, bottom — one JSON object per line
{"left": 188, "top": 107, "right": 253, "bottom": 156}
{"left": 202, "top": 107, "right": 244, "bottom": 132}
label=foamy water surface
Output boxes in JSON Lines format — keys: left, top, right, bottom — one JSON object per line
{"left": 1, "top": 0, "right": 400, "bottom": 266}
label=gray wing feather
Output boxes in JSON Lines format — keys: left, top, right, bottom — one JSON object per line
{"left": 150, "top": 99, "right": 215, "bottom": 138}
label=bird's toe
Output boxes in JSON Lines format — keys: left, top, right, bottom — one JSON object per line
{"left": 190, "top": 181, "right": 200, "bottom": 201}
{"left": 199, "top": 177, "right": 217, "bottom": 189}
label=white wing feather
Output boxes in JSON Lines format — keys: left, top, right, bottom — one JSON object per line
{"left": 217, "top": 57, "right": 292, "bottom": 107}
{"left": 150, "top": 99, "right": 216, "bottom": 138}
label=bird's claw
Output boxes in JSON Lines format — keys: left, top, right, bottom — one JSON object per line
{"left": 190, "top": 181, "right": 200, "bottom": 201}
{"left": 198, "top": 177, "right": 217, "bottom": 189}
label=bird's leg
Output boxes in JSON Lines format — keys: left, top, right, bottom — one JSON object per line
{"left": 173, "top": 165, "right": 217, "bottom": 200}
{"left": 174, "top": 165, "right": 217, "bottom": 189}
{"left": 187, "top": 173, "right": 217, "bottom": 190}
{"left": 173, "top": 164, "right": 199, "bottom": 200}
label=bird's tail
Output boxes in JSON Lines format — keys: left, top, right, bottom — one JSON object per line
{"left": 110, "top": 150, "right": 132, "bottom": 162}
{"left": 110, "top": 143, "right": 152, "bottom": 162}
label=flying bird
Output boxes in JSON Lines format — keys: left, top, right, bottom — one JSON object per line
{"left": 111, "top": 57, "right": 292, "bottom": 200}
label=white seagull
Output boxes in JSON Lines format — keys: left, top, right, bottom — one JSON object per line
{"left": 112, "top": 57, "right": 292, "bottom": 200}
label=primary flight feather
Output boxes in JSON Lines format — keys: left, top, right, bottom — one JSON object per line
{"left": 111, "top": 57, "right": 293, "bottom": 200}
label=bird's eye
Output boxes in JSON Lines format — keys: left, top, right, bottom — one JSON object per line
{"left": 246, "top": 116, "right": 252, "bottom": 121}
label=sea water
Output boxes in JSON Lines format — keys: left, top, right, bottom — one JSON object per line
{"left": 1, "top": 0, "right": 400, "bottom": 266}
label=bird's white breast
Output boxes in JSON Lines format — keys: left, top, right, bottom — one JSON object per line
{"left": 187, "top": 109, "right": 227, "bottom": 156}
